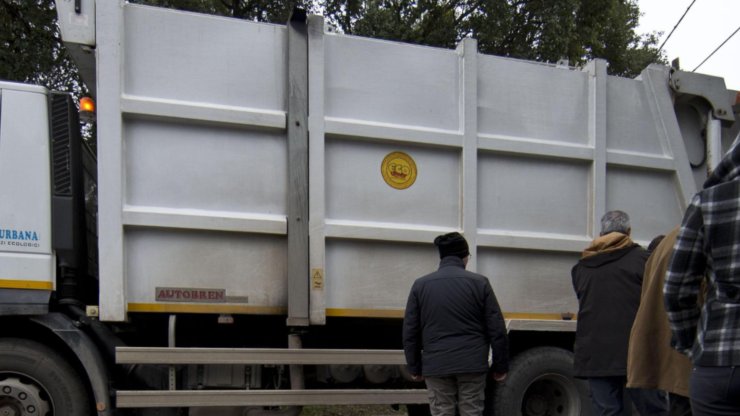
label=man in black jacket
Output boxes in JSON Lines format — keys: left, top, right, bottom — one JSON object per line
{"left": 572, "top": 210, "right": 668, "bottom": 415}
{"left": 403, "top": 232, "right": 509, "bottom": 416}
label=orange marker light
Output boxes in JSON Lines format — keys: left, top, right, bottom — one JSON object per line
{"left": 78, "top": 97, "right": 96, "bottom": 123}
{"left": 79, "top": 97, "right": 95, "bottom": 113}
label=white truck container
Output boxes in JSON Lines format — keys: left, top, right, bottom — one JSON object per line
{"left": 0, "top": 1, "right": 737, "bottom": 415}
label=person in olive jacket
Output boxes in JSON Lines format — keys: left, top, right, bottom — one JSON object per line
{"left": 403, "top": 232, "right": 509, "bottom": 416}
{"left": 627, "top": 227, "right": 693, "bottom": 416}
{"left": 572, "top": 210, "right": 668, "bottom": 415}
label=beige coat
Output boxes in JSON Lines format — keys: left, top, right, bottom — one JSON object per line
{"left": 626, "top": 227, "right": 691, "bottom": 396}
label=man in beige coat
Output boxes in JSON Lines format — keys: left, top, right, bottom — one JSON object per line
{"left": 627, "top": 227, "right": 692, "bottom": 415}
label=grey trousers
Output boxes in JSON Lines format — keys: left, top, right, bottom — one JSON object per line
{"left": 424, "top": 372, "right": 487, "bottom": 416}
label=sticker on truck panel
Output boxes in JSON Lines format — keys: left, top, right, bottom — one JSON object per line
{"left": 0, "top": 228, "right": 41, "bottom": 248}
{"left": 155, "top": 287, "right": 247, "bottom": 304}
{"left": 311, "top": 268, "right": 324, "bottom": 289}
{"left": 381, "top": 151, "right": 417, "bottom": 190}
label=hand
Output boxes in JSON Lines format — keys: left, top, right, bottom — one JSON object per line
{"left": 411, "top": 374, "right": 425, "bottom": 382}
{"left": 491, "top": 372, "right": 507, "bottom": 382}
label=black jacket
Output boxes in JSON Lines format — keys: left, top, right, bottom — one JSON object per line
{"left": 571, "top": 244, "right": 648, "bottom": 377}
{"left": 403, "top": 256, "right": 509, "bottom": 377}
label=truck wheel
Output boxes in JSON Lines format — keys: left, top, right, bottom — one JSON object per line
{"left": 492, "top": 347, "right": 589, "bottom": 416}
{"left": 0, "top": 338, "right": 90, "bottom": 415}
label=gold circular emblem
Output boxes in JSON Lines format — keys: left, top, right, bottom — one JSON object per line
{"left": 381, "top": 151, "right": 417, "bottom": 190}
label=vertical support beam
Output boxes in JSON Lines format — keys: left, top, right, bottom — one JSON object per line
{"left": 168, "top": 315, "right": 176, "bottom": 390}
{"left": 288, "top": 333, "right": 305, "bottom": 389}
{"left": 96, "top": 0, "right": 126, "bottom": 321}
{"left": 585, "top": 60, "right": 607, "bottom": 237}
{"left": 286, "top": 9, "right": 310, "bottom": 327}
{"left": 642, "top": 66, "right": 697, "bottom": 207}
{"left": 307, "top": 15, "right": 326, "bottom": 325}
{"left": 457, "top": 38, "right": 478, "bottom": 271}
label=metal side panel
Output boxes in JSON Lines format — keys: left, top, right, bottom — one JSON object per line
{"left": 122, "top": 4, "right": 286, "bottom": 115}
{"left": 0, "top": 87, "right": 54, "bottom": 293}
{"left": 641, "top": 65, "right": 698, "bottom": 209}
{"left": 324, "top": 34, "right": 461, "bottom": 134}
{"left": 477, "top": 55, "right": 590, "bottom": 146}
{"left": 86, "top": 2, "right": 721, "bottom": 323}
{"left": 96, "top": 2, "right": 293, "bottom": 319}
{"left": 603, "top": 69, "right": 690, "bottom": 241}
{"left": 317, "top": 31, "right": 703, "bottom": 321}
{"left": 319, "top": 34, "right": 465, "bottom": 312}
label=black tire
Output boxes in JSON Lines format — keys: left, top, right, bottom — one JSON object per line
{"left": 0, "top": 338, "right": 90, "bottom": 415}
{"left": 492, "top": 347, "right": 590, "bottom": 416}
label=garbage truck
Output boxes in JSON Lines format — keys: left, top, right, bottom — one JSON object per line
{"left": 0, "top": 0, "right": 738, "bottom": 415}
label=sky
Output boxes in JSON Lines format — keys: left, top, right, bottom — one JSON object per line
{"left": 637, "top": 0, "right": 740, "bottom": 91}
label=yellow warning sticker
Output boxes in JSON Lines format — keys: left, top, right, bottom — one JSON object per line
{"left": 381, "top": 151, "right": 417, "bottom": 190}
{"left": 311, "top": 268, "right": 324, "bottom": 289}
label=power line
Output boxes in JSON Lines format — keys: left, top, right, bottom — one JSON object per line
{"left": 692, "top": 25, "right": 740, "bottom": 72}
{"left": 657, "top": 0, "right": 698, "bottom": 54}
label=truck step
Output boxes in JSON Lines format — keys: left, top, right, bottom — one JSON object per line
{"left": 116, "top": 347, "right": 407, "bottom": 365}
{"left": 116, "top": 388, "right": 429, "bottom": 408}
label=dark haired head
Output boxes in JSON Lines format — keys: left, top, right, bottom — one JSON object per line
{"left": 434, "top": 232, "right": 470, "bottom": 259}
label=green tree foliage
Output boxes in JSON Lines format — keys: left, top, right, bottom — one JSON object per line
{"left": 323, "top": 0, "right": 664, "bottom": 77}
{"left": 0, "top": 0, "right": 84, "bottom": 93}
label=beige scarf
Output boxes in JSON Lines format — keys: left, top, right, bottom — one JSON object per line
{"left": 581, "top": 232, "right": 634, "bottom": 259}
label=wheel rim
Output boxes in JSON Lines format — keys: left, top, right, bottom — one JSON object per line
{"left": 521, "top": 372, "right": 581, "bottom": 416}
{"left": 0, "top": 374, "right": 52, "bottom": 416}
